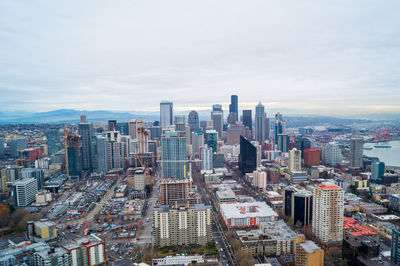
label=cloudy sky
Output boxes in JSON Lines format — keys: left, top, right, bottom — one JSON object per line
{"left": 1, "top": 0, "right": 399, "bottom": 116}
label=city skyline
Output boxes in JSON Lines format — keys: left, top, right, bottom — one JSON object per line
{"left": 1, "top": 1, "right": 400, "bottom": 115}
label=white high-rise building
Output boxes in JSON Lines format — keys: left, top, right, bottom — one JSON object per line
{"left": 128, "top": 119, "right": 139, "bottom": 139}
{"left": 13, "top": 178, "right": 38, "bottom": 207}
{"left": 160, "top": 101, "right": 173, "bottom": 129}
{"left": 251, "top": 141, "right": 262, "bottom": 168}
{"left": 324, "top": 142, "right": 343, "bottom": 166}
{"left": 350, "top": 137, "right": 363, "bottom": 169}
{"left": 200, "top": 145, "right": 213, "bottom": 170}
{"left": 211, "top": 104, "right": 223, "bottom": 140}
{"left": 289, "top": 148, "right": 302, "bottom": 172}
{"left": 192, "top": 131, "right": 204, "bottom": 158}
{"left": 312, "top": 182, "right": 344, "bottom": 244}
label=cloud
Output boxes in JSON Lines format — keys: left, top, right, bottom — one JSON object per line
{"left": 0, "top": 0, "right": 399, "bottom": 115}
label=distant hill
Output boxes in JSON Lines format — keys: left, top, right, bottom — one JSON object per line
{"left": 0, "top": 108, "right": 397, "bottom": 126}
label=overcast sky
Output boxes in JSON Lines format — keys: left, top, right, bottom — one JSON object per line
{"left": 1, "top": 0, "right": 399, "bottom": 115}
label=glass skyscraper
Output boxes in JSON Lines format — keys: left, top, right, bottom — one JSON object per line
{"left": 255, "top": 102, "right": 269, "bottom": 142}
{"left": 211, "top": 104, "right": 223, "bottom": 139}
{"left": 45, "top": 128, "right": 60, "bottom": 156}
{"left": 239, "top": 136, "right": 257, "bottom": 174}
{"left": 229, "top": 95, "right": 238, "bottom": 121}
{"left": 78, "top": 122, "right": 93, "bottom": 171}
{"left": 161, "top": 131, "right": 187, "bottom": 179}
{"left": 205, "top": 130, "right": 218, "bottom": 153}
{"left": 160, "top": 101, "right": 173, "bottom": 129}
{"left": 188, "top": 110, "right": 200, "bottom": 133}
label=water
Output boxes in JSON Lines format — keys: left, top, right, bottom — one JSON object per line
{"left": 363, "top": 140, "right": 400, "bottom": 167}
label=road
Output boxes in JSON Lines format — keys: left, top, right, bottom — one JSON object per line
{"left": 191, "top": 162, "right": 239, "bottom": 266}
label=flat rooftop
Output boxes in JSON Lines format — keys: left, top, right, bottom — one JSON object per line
{"left": 220, "top": 202, "right": 278, "bottom": 218}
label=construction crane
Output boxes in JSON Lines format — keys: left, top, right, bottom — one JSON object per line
{"left": 64, "top": 124, "right": 69, "bottom": 177}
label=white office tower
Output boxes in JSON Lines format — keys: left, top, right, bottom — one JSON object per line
{"left": 200, "top": 145, "right": 213, "bottom": 170}
{"left": 128, "top": 119, "right": 139, "bottom": 139}
{"left": 312, "top": 182, "right": 344, "bottom": 244}
{"left": 289, "top": 148, "right": 302, "bottom": 172}
{"left": 120, "top": 135, "right": 131, "bottom": 159}
{"left": 349, "top": 137, "right": 363, "bottom": 169}
{"left": 13, "top": 178, "right": 38, "bottom": 207}
{"left": 160, "top": 101, "right": 173, "bottom": 129}
{"left": 324, "top": 142, "right": 343, "bottom": 166}
{"left": 251, "top": 141, "right": 262, "bottom": 168}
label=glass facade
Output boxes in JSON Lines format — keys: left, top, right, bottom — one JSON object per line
{"left": 239, "top": 136, "right": 257, "bottom": 174}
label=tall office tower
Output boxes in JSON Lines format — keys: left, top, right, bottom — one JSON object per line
{"left": 226, "top": 124, "right": 244, "bottom": 145}
{"left": 294, "top": 137, "right": 312, "bottom": 156}
{"left": 239, "top": 136, "right": 257, "bottom": 174}
{"left": 274, "top": 112, "right": 286, "bottom": 144}
{"left": 392, "top": 228, "right": 400, "bottom": 265}
{"left": 13, "top": 178, "right": 38, "bottom": 207}
{"left": 120, "top": 135, "right": 131, "bottom": 159}
{"left": 67, "top": 134, "right": 82, "bottom": 177}
{"left": 278, "top": 134, "right": 290, "bottom": 152}
{"left": 91, "top": 135, "right": 98, "bottom": 171}
{"left": 188, "top": 111, "right": 200, "bottom": 133}
{"left": 283, "top": 186, "right": 297, "bottom": 216}
{"left": 227, "top": 112, "right": 236, "bottom": 125}
{"left": 371, "top": 161, "right": 385, "bottom": 182}
{"left": 204, "top": 130, "right": 218, "bottom": 153}
{"left": 350, "top": 137, "right": 364, "bottom": 169}
{"left": 161, "top": 131, "right": 187, "bottom": 179}
{"left": 312, "top": 183, "right": 344, "bottom": 244}
{"left": 0, "top": 138, "right": 4, "bottom": 157}
{"left": 211, "top": 104, "right": 223, "bottom": 139}
{"left": 103, "top": 131, "right": 122, "bottom": 170}
{"left": 116, "top": 122, "right": 129, "bottom": 135}
{"left": 250, "top": 141, "right": 262, "bottom": 168}
{"left": 303, "top": 148, "right": 321, "bottom": 167}
{"left": 324, "top": 142, "right": 343, "bottom": 166}
{"left": 191, "top": 131, "right": 204, "bottom": 158}
{"left": 229, "top": 95, "right": 238, "bottom": 122}
{"left": 159, "top": 178, "right": 189, "bottom": 205}
{"left": 21, "top": 168, "right": 44, "bottom": 191}
{"left": 289, "top": 148, "right": 302, "bottom": 172}
{"left": 255, "top": 102, "right": 269, "bottom": 142}
{"left": 9, "top": 137, "right": 27, "bottom": 158}
{"left": 153, "top": 203, "right": 211, "bottom": 247}
{"left": 149, "top": 126, "right": 162, "bottom": 140}
{"left": 160, "top": 101, "right": 173, "bottom": 129}
{"left": 1, "top": 166, "right": 22, "bottom": 192}
{"left": 242, "top": 110, "right": 252, "bottom": 135}
{"left": 45, "top": 128, "right": 60, "bottom": 156}
{"left": 174, "top": 115, "right": 185, "bottom": 125}
{"left": 291, "top": 190, "right": 313, "bottom": 227}
{"left": 200, "top": 145, "right": 213, "bottom": 170}
{"left": 108, "top": 120, "right": 117, "bottom": 131}
{"left": 78, "top": 121, "right": 93, "bottom": 171}
{"left": 96, "top": 135, "right": 109, "bottom": 173}
{"left": 128, "top": 119, "right": 139, "bottom": 139}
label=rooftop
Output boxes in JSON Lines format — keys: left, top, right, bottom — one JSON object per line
{"left": 316, "top": 182, "right": 341, "bottom": 190}
{"left": 299, "top": 240, "right": 322, "bottom": 253}
{"left": 220, "top": 202, "right": 278, "bottom": 219}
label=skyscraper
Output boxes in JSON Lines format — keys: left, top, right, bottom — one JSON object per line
{"left": 13, "top": 178, "right": 37, "bottom": 207}
{"left": 324, "top": 142, "right": 342, "bottom": 166}
{"left": 371, "top": 161, "right": 385, "bottom": 182}
{"left": 45, "top": 128, "right": 60, "bottom": 156}
{"left": 128, "top": 119, "right": 139, "bottom": 139}
{"left": 116, "top": 122, "right": 129, "bottom": 135}
{"left": 239, "top": 136, "right": 257, "bottom": 174}
{"left": 96, "top": 135, "right": 109, "bottom": 173}
{"left": 289, "top": 148, "right": 302, "bottom": 172}
{"left": 275, "top": 112, "right": 286, "bottom": 144}
{"left": 108, "top": 120, "right": 117, "bottom": 131}
{"left": 67, "top": 134, "right": 82, "bottom": 177}
{"left": 205, "top": 130, "right": 218, "bottom": 153}
{"left": 312, "top": 183, "right": 344, "bottom": 244}
{"left": 188, "top": 111, "right": 200, "bottom": 133}
{"left": 78, "top": 121, "right": 93, "bottom": 171}
{"left": 211, "top": 104, "right": 223, "bottom": 139}
{"left": 242, "top": 109, "right": 252, "bottom": 132}
{"left": 229, "top": 95, "right": 238, "bottom": 122}
{"left": 200, "top": 145, "right": 213, "bottom": 170}
{"left": 103, "top": 131, "right": 122, "bottom": 170}
{"left": 191, "top": 131, "right": 204, "bottom": 158}
{"left": 161, "top": 131, "right": 187, "bottom": 179}
{"left": 278, "top": 134, "right": 290, "bottom": 152}
{"left": 350, "top": 137, "right": 363, "bottom": 169}
{"left": 9, "top": 137, "right": 27, "bottom": 158}
{"left": 392, "top": 228, "right": 400, "bottom": 264}
{"left": 255, "top": 102, "right": 269, "bottom": 142}
{"left": 160, "top": 101, "right": 173, "bottom": 129}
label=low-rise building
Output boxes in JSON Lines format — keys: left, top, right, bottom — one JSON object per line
{"left": 33, "top": 220, "right": 57, "bottom": 241}
{"left": 152, "top": 255, "right": 204, "bottom": 265}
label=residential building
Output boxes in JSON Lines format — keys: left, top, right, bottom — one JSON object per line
{"left": 289, "top": 148, "right": 302, "bottom": 172}
{"left": 116, "top": 122, "right": 129, "bottom": 135}
{"left": 392, "top": 228, "right": 400, "bottom": 265}
{"left": 78, "top": 122, "right": 93, "bottom": 171}
{"left": 371, "top": 161, "right": 385, "bottom": 182}
{"left": 303, "top": 148, "right": 320, "bottom": 167}
{"left": 102, "top": 131, "right": 122, "bottom": 170}
{"left": 161, "top": 131, "right": 187, "bottom": 179}
{"left": 0, "top": 166, "right": 22, "bottom": 192}
{"left": 13, "top": 178, "right": 38, "bottom": 207}
{"left": 21, "top": 168, "right": 44, "bottom": 190}
{"left": 160, "top": 101, "right": 173, "bottom": 129}
{"left": 191, "top": 131, "right": 204, "bottom": 157}
{"left": 128, "top": 119, "right": 139, "bottom": 139}
{"left": 62, "top": 234, "right": 106, "bottom": 266}
{"left": 200, "top": 145, "right": 213, "bottom": 170}
{"left": 96, "top": 135, "right": 109, "bottom": 173}
{"left": 159, "top": 178, "right": 189, "bottom": 205}
{"left": 312, "top": 183, "right": 344, "bottom": 244}
{"left": 34, "top": 248, "right": 72, "bottom": 266}
{"left": 350, "top": 137, "right": 363, "bottom": 169}
{"left": 211, "top": 104, "right": 223, "bottom": 139}
{"left": 153, "top": 204, "right": 212, "bottom": 247}
{"left": 324, "top": 142, "right": 342, "bottom": 166}
{"left": 45, "top": 128, "right": 60, "bottom": 156}
{"left": 295, "top": 238, "right": 324, "bottom": 266}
